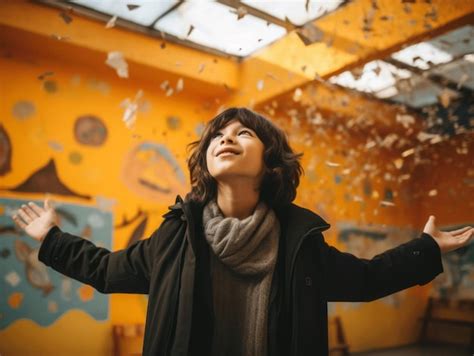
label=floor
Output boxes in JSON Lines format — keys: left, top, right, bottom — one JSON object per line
{"left": 351, "top": 343, "right": 471, "bottom": 356}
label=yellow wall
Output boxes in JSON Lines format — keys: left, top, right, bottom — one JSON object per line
{"left": 0, "top": 31, "right": 220, "bottom": 355}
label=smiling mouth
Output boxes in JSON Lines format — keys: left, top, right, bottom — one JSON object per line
{"left": 218, "top": 151, "right": 239, "bottom": 157}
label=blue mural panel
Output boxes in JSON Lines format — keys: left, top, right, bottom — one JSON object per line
{"left": 0, "top": 198, "right": 112, "bottom": 329}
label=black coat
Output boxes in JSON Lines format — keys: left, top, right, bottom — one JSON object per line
{"left": 38, "top": 195, "right": 443, "bottom": 356}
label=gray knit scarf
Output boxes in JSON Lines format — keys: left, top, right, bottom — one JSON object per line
{"left": 203, "top": 199, "right": 280, "bottom": 356}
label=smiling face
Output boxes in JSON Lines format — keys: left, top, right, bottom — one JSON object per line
{"left": 206, "top": 119, "right": 265, "bottom": 186}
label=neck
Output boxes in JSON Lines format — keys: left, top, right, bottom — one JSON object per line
{"left": 216, "top": 179, "right": 260, "bottom": 219}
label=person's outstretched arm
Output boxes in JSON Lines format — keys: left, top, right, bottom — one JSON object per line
{"left": 12, "top": 199, "right": 159, "bottom": 294}
{"left": 321, "top": 217, "right": 473, "bottom": 302}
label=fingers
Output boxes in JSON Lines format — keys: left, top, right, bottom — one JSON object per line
{"left": 27, "top": 202, "right": 44, "bottom": 216}
{"left": 451, "top": 226, "right": 472, "bottom": 236}
{"left": 12, "top": 214, "right": 27, "bottom": 229}
{"left": 17, "top": 207, "right": 33, "bottom": 224}
{"left": 12, "top": 202, "right": 41, "bottom": 228}
{"left": 44, "top": 198, "right": 54, "bottom": 210}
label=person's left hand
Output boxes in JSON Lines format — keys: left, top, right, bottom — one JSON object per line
{"left": 423, "top": 215, "right": 473, "bottom": 254}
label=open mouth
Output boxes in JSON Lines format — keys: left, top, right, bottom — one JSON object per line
{"left": 216, "top": 148, "right": 240, "bottom": 156}
{"left": 218, "top": 151, "right": 239, "bottom": 157}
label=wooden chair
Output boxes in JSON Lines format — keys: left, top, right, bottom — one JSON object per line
{"left": 418, "top": 297, "right": 474, "bottom": 353}
{"left": 112, "top": 323, "right": 145, "bottom": 356}
{"left": 329, "top": 315, "right": 350, "bottom": 355}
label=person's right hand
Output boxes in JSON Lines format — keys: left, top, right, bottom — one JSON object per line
{"left": 12, "top": 198, "right": 59, "bottom": 242}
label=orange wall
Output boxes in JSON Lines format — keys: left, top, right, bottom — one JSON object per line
{"left": 266, "top": 108, "right": 473, "bottom": 352}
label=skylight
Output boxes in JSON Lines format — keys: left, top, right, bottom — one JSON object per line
{"left": 154, "top": 1, "right": 286, "bottom": 57}
{"left": 391, "top": 25, "right": 474, "bottom": 70}
{"left": 72, "top": 0, "right": 178, "bottom": 26}
{"left": 329, "top": 60, "right": 412, "bottom": 94}
{"left": 329, "top": 25, "right": 473, "bottom": 108}
{"left": 68, "top": 0, "right": 345, "bottom": 57}
{"left": 391, "top": 42, "right": 453, "bottom": 70}
{"left": 390, "top": 77, "right": 459, "bottom": 108}
{"left": 241, "top": 0, "right": 345, "bottom": 26}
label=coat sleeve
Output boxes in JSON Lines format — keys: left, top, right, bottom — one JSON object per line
{"left": 38, "top": 224, "right": 158, "bottom": 294}
{"left": 321, "top": 232, "right": 444, "bottom": 302}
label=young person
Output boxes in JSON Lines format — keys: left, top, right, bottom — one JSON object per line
{"left": 13, "top": 107, "right": 473, "bottom": 356}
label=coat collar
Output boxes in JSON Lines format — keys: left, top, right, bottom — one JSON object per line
{"left": 167, "top": 194, "right": 331, "bottom": 248}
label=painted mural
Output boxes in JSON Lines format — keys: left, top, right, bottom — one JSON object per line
{"left": 121, "top": 141, "right": 187, "bottom": 201}
{"left": 0, "top": 198, "right": 112, "bottom": 329}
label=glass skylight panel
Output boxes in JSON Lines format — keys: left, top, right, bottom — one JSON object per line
{"left": 154, "top": 1, "right": 286, "bottom": 57}
{"left": 241, "top": 0, "right": 345, "bottom": 26}
{"left": 391, "top": 42, "right": 453, "bottom": 70}
{"left": 430, "top": 25, "right": 474, "bottom": 58}
{"left": 432, "top": 58, "right": 474, "bottom": 90}
{"left": 390, "top": 77, "right": 458, "bottom": 108}
{"left": 72, "top": 0, "right": 178, "bottom": 26}
{"left": 329, "top": 60, "right": 412, "bottom": 94}
{"left": 391, "top": 25, "right": 474, "bottom": 70}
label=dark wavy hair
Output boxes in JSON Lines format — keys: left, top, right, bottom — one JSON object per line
{"left": 187, "top": 107, "right": 303, "bottom": 208}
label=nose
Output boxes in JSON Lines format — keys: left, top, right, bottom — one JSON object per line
{"left": 220, "top": 133, "right": 235, "bottom": 145}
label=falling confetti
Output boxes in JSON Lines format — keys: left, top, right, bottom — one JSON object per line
{"left": 396, "top": 114, "right": 415, "bottom": 128}
{"left": 105, "top": 51, "right": 129, "bottom": 78}
{"left": 231, "top": 6, "right": 248, "bottom": 20}
{"left": 105, "top": 15, "right": 117, "bottom": 29}
{"left": 293, "top": 88, "right": 303, "bottom": 102}
{"left": 428, "top": 189, "right": 438, "bottom": 197}
{"left": 325, "top": 161, "right": 340, "bottom": 167}
{"left": 59, "top": 10, "right": 73, "bottom": 24}
{"left": 438, "top": 88, "right": 456, "bottom": 108}
{"left": 394, "top": 158, "right": 403, "bottom": 169}
{"left": 296, "top": 23, "right": 325, "bottom": 46}
{"left": 380, "top": 133, "right": 398, "bottom": 148}
{"left": 121, "top": 99, "right": 138, "bottom": 129}
{"left": 457, "top": 73, "right": 469, "bottom": 89}
{"left": 120, "top": 90, "right": 144, "bottom": 129}
{"left": 401, "top": 148, "right": 415, "bottom": 157}
{"left": 198, "top": 63, "right": 206, "bottom": 73}
{"left": 176, "top": 78, "right": 184, "bottom": 92}
{"left": 256, "top": 79, "right": 264, "bottom": 91}
{"left": 126, "top": 4, "right": 140, "bottom": 11}
{"left": 380, "top": 200, "right": 395, "bottom": 207}
{"left": 187, "top": 25, "right": 195, "bottom": 37}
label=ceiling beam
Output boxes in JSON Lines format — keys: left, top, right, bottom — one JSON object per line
{"left": 0, "top": 0, "right": 240, "bottom": 91}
